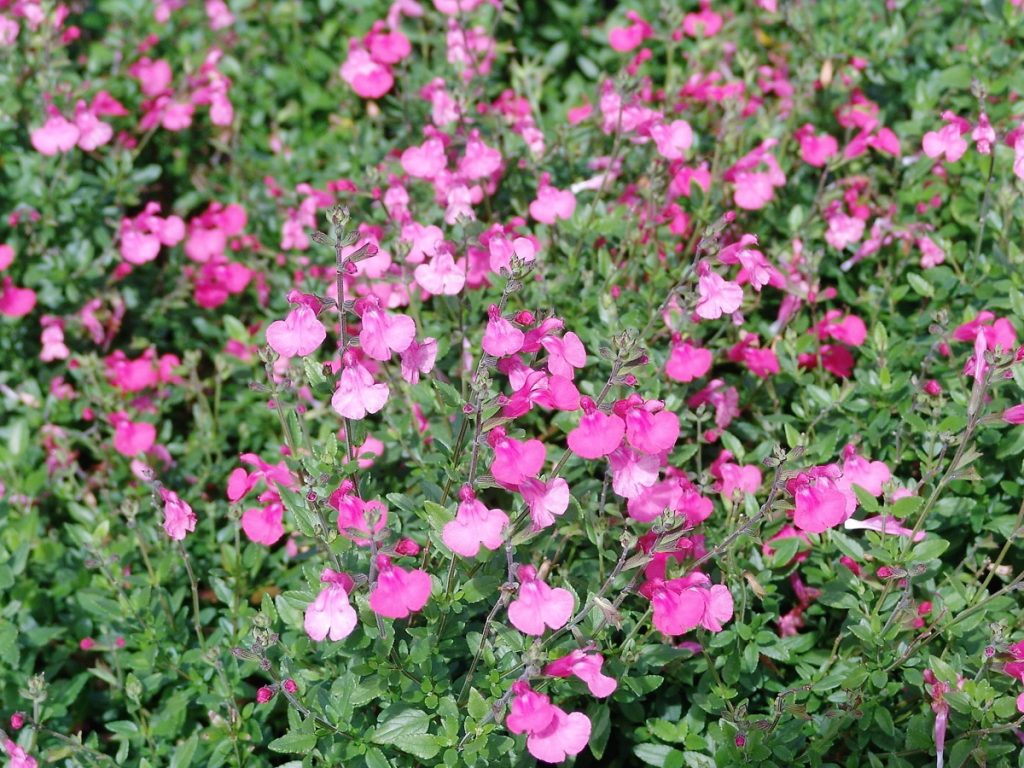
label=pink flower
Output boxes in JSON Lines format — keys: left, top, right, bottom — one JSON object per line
{"left": 458, "top": 133, "right": 502, "bottom": 179}
{"left": 241, "top": 496, "right": 285, "bottom": 545}
{"left": 567, "top": 397, "right": 625, "bottom": 459}
{"left": 30, "top": 114, "right": 80, "bottom": 156}
{"left": 359, "top": 303, "right": 415, "bottom": 361}
{"left": 519, "top": 477, "right": 570, "bottom": 531}
{"left": 647, "top": 575, "right": 734, "bottom": 635}
{"left": 1003, "top": 404, "right": 1024, "bottom": 424}
{"left": 607, "top": 12, "right": 652, "bottom": 52}
{"left": 332, "top": 362, "right": 390, "bottom": 419}
{"left": 541, "top": 332, "right": 586, "bottom": 379}
{"left": 529, "top": 185, "right": 576, "bottom": 224}
{"left": 650, "top": 120, "right": 693, "bottom": 161}
{"left": 341, "top": 48, "right": 394, "bottom": 99}
{"left": 414, "top": 251, "right": 465, "bottom": 295}
{"left": 825, "top": 213, "right": 865, "bottom": 251}
{"left": 506, "top": 683, "right": 591, "bottom": 764}
{"left": 305, "top": 569, "right": 358, "bottom": 641}
{"left": 695, "top": 264, "right": 743, "bottom": 319}
{"left": 839, "top": 444, "right": 890, "bottom": 497}
{"left": 666, "top": 339, "right": 713, "bottom": 382}
{"left": 3, "top": 739, "right": 38, "bottom": 768}
{"left": 74, "top": 101, "right": 113, "bottom": 151}
{"left": 608, "top": 445, "right": 659, "bottom": 498}
{"left": 482, "top": 305, "right": 525, "bottom": 357}
{"left": 508, "top": 565, "right": 574, "bottom": 635}
{"left": 922, "top": 122, "right": 967, "bottom": 163}
{"left": 0, "top": 278, "right": 37, "bottom": 317}
{"left": 796, "top": 124, "right": 838, "bottom": 167}
{"left": 369, "top": 556, "right": 432, "bottom": 618}
{"left": 160, "top": 487, "right": 197, "bottom": 541}
{"left": 401, "top": 137, "right": 446, "bottom": 179}
{"left": 787, "top": 465, "right": 851, "bottom": 533}
{"left": 618, "top": 397, "right": 680, "bottom": 455}
{"left": 488, "top": 427, "right": 546, "bottom": 488}
{"left": 442, "top": 487, "right": 509, "bottom": 557}
{"left": 918, "top": 236, "right": 945, "bottom": 269}
{"left": 543, "top": 650, "right": 617, "bottom": 697}
{"left": 330, "top": 485, "right": 387, "bottom": 546}
{"left": 256, "top": 686, "right": 274, "bottom": 704}
{"left": 0, "top": 244, "right": 12, "bottom": 271}
{"left": 400, "top": 337, "right": 438, "bottom": 384}
{"left": 266, "top": 305, "right": 327, "bottom": 358}
{"left": 112, "top": 414, "right": 156, "bottom": 456}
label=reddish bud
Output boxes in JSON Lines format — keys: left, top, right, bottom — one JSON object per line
{"left": 283, "top": 679, "right": 298, "bottom": 694}
{"left": 923, "top": 379, "right": 942, "bottom": 396}
{"left": 79, "top": 637, "right": 95, "bottom": 651}
{"left": 256, "top": 686, "right": 275, "bottom": 704}
{"left": 735, "top": 734, "right": 746, "bottom": 747}
{"left": 10, "top": 712, "right": 25, "bottom": 730}
{"left": 395, "top": 538, "right": 421, "bottom": 556}
{"left": 514, "top": 310, "right": 536, "bottom": 325}
{"left": 1002, "top": 404, "right": 1024, "bottom": 424}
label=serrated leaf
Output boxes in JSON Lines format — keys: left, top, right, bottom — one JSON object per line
{"left": 268, "top": 733, "right": 317, "bottom": 753}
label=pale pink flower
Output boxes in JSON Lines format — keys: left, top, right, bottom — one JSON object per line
{"left": 922, "top": 122, "right": 967, "bottom": 163}
{"left": 695, "top": 264, "right": 743, "bottom": 319}
{"left": 30, "top": 114, "right": 80, "bottom": 156}
{"left": 359, "top": 303, "right": 415, "bottom": 361}
{"left": 505, "top": 682, "right": 591, "bottom": 764}
{"left": 508, "top": 565, "right": 574, "bottom": 635}
{"left": 341, "top": 47, "right": 394, "bottom": 99}
{"left": 266, "top": 305, "right": 327, "bottom": 358}
{"left": 519, "top": 477, "right": 570, "bottom": 531}
{"left": 442, "top": 487, "right": 508, "bottom": 557}
{"left": 650, "top": 120, "right": 693, "bottom": 160}
{"left": 331, "top": 363, "right": 390, "bottom": 419}
{"left": 160, "top": 487, "right": 197, "bottom": 541}
{"left": 401, "top": 137, "right": 446, "bottom": 179}
{"left": 529, "top": 185, "right": 576, "bottom": 224}
{"left": 482, "top": 305, "right": 525, "bottom": 357}
{"left": 399, "top": 337, "right": 438, "bottom": 384}
{"left": 458, "top": 133, "right": 502, "bottom": 179}
{"left": 414, "top": 251, "right": 465, "bottom": 295}
{"left": 541, "top": 332, "right": 586, "bottom": 379}
{"left": 304, "top": 570, "right": 358, "bottom": 641}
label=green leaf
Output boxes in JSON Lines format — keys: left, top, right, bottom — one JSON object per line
{"left": 910, "top": 537, "right": 949, "bottom": 562}
{"left": 466, "top": 688, "right": 489, "bottom": 721}
{"left": 170, "top": 734, "right": 199, "bottom": 768}
{"left": 373, "top": 707, "right": 439, "bottom": 760}
{"left": 907, "top": 273, "right": 933, "bottom": 298}
{"left": 268, "top": 733, "right": 318, "bottom": 753}
{"left": 364, "top": 747, "right": 393, "bottom": 768}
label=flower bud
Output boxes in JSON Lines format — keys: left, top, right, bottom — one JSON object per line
{"left": 256, "top": 686, "right": 275, "bottom": 704}
{"left": 283, "top": 679, "right": 298, "bottom": 694}
{"left": 10, "top": 712, "right": 25, "bottom": 730}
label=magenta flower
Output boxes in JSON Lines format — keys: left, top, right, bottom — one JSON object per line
{"left": 368, "top": 556, "right": 432, "bottom": 619}
{"left": 543, "top": 650, "right": 617, "bottom": 698}
{"left": 508, "top": 565, "right": 574, "bottom": 636}
{"left": 665, "top": 339, "right": 712, "bottom": 382}
{"left": 112, "top": 413, "right": 157, "bottom": 457}
{"left": 529, "top": 184, "right": 576, "bottom": 224}
{"left": 1002, "top": 404, "right": 1024, "bottom": 425}
{"left": 922, "top": 122, "right": 968, "bottom": 163}
{"left": 541, "top": 331, "right": 586, "bottom": 379}
{"left": 458, "top": 132, "right": 502, "bottom": 179}
{"left": 650, "top": 119, "right": 693, "bottom": 161}
{"left": 441, "top": 487, "right": 508, "bottom": 558}
{"left": 340, "top": 47, "right": 394, "bottom": 99}
{"left": 488, "top": 427, "right": 546, "bottom": 488}
{"left": 567, "top": 397, "right": 625, "bottom": 459}
{"left": 647, "top": 575, "right": 734, "bottom": 635}
{"left": 787, "top": 465, "right": 850, "bottom": 533}
{"left": 839, "top": 444, "right": 890, "bottom": 497}
{"left": 3, "top": 738, "right": 38, "bottom": 768}
{"left": 266, "top": 305, "right": 327, "bottom": 358}
{"left": 608, "top": 445, "right": 660, "bottom": 499}
{"left": 506, "top": 682, "right": 591, "bottom": 763}
{"left": 304, "top": 569, "right": 358, "bottom": 642}
{"left": 482, "top": 305, "right": 525, "bottom": 357}
{"left": 160, "top": 487, "right": 197, "bottom": 541}
{"left": 240, "top": 494, "right": 285, "bottom": 546}
{"left": 618, "top": 397, "right": 680, "bottom": 455}
{"left": 0, "top": 278, "right": 37, "bottom": 318}
{"left": 330, "top": 484, "right": 388, "bottom": 546}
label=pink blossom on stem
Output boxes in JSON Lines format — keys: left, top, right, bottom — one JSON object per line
{"left": 665, "top": 338, "right": 712, "bottom": 382}
{"left": 266, "top": 304, "right": 327, "bottom": 358}
{"left": 400, "top": 337, "right": 438, "bottom": 384}
{"left": 442, "top": 486, "right": 508, "bottom": 557}
{"left": 695, "top": 262, "right": 743, "bottom": 319}
{"left": 160, "top": 487, "right": 197, "bottom": 541}
{"left": 543, "top": 649, "right": 617, "bottom": 697}
{"left": 506, "top": 682, "right": 591, "bottom": 763}
{"left": 305, "top": 569, "right": 358, "bottom": 641}
{"left": 482, "top": 305, "right": 525, "bottom": 357}
{"left": 519, "top": 477, "right": 570, "bottom": 531}
{"left": 567, "top": 397, "right": 625, "bottom": 459}
{"left": 331, "top": 362, "right": 390, "bottom": 419}
{"left": 488, "top": 427, "right": 546, "bottom": 488}
{"left": 369, "top": 556, "right": 431, "bottom": 618}
{"left": 359, "top": 302, "right": 415, "bottom": 361}
{"left": 508, "top": 565, "right": 574, "bottom": 635}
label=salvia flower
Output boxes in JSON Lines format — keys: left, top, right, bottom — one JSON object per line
{"left": 508, "top": 565, "right": 574, "bottom": 636}
{"left": 441, "top": 486, "right": 509, "bottom": 558}
{"left": 159, "top": 487, "right": 196, "bottom": 541}
{"left": 304, "top": 569, "right": 358, "bottom": 642}
{"left": 368, "top": 556, "right": 431, "bottom": 619}
{"left": 505, "top": 681, "right": 591, "bottom": 763}
{"left": 543, "top": 649, "right": 618, "bottom": 698}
